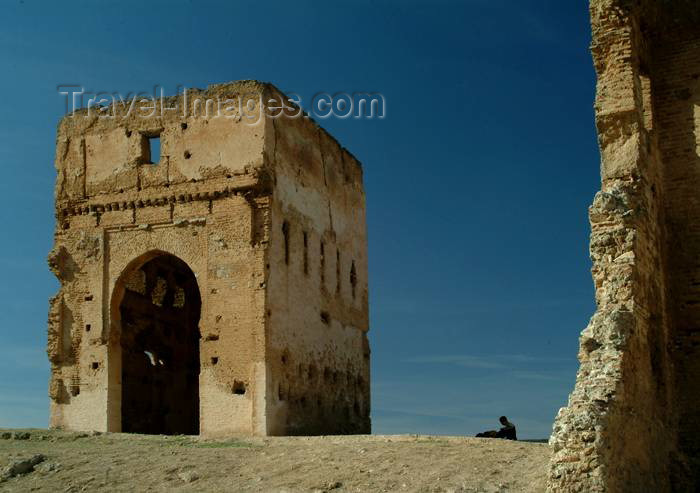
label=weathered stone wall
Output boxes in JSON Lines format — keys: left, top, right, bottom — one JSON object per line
{"left": 263, "top": 87, "right": 370, "bottom": 435}
{"left": 48, "top": 81, "right": 370, "bottom": 437}
{"left": 654, "top": 26, "right": 700, "bottom": 488}
{"left": 549, "top": 2, "right": 700, "bottom": 491}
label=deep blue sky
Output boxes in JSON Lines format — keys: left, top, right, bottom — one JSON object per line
{"left": 0, "top": 0, "right": 598, "bottom": 439}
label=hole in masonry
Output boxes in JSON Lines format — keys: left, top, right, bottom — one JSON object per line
{"left": 211, "top": 357, "right": 219, "bottom": 365}
{"left": 181, "top": 122, "right": 188, "bottom": 130}
{"left": 336, "top": 248, "right": 341, "bottom": 294}
{"left": 282, "top": 220, "right": 290, "bottom": 265}
{"left": 126, "top": 130, "right": 132, "bottom": 138}
{"left": 233, "top": 381, "right": 246, "bottom": 395}
{"left": 148, "top": 136, "right": 161, "bottom": 164}
{"left": 303, "top": 231, "right": 309, "bottom": 275}
{"left": 350, "top": 260, "right": 357, "bottom": 299}
{"left": 582, "top": 337, "right": 602, "bottom": 354}
{"left": 320, "top": 311, "right": 330, "bottom": 325}
{"left": 320, "top": 241, "right": 325, "bottom": 286}
{"left": 84, "top": 295, "right": 93, "bottom": 301}
{"left": 85, "top": 324, "right": 91, "bottom": 332}
{"left": 91, "top": 362, "right": 99, "bottom": 370}
{"left": 184, "top": 150, "right": 191, "bottom": 159}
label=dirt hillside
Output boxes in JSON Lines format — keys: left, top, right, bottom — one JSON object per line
{"left": 0, "top": 429, "right": 549, "bottom": 492}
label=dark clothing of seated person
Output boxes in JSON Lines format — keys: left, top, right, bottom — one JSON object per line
{"left": 476, "top": 416, "right": 517, "bottom": 440}
{"left": 496, "top": 416, "right": 517, "bottom": 440}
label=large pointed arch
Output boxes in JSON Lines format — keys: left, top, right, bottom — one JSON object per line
{"left": 108, "top": 250, "right": 201, "bottom": 434}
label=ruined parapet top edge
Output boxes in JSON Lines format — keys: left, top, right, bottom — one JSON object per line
{"left": 56, "top": 79, "right": 364, "bottom": 171}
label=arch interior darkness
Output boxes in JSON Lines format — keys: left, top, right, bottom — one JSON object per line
{"left": 118, "top": 254, "right": 201, "bottom": 435}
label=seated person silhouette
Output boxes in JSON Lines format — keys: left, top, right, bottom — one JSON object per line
{"left": 476, "top": 416, "right": 517, "bottom": 440}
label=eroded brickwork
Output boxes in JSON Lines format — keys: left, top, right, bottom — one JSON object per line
{"left": 549, "top": 2, "right": 700, "bottom": 491}
{"left": 47, "top": 81, "right": 370, "bottom": 436}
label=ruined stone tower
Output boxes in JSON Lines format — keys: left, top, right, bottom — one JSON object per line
{"left": 47, "top": 81, "right": 370, "bottom": 436}
{"left": 550, "top": 1, "right": 700, "bottom": 491}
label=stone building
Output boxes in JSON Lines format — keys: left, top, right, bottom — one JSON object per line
{"left": 47, "top": 81, "right": 370, "bottom": 436}
{"left": 550, "top": 1, "right": 700, "bottom": 491}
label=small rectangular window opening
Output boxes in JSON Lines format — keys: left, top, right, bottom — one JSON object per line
{"left": 350, "top": 261, "right": 357, "bottom": 299}
{"left": 303, "top": 231, "right": 309, "bottom": 275}
{"left": 336, "top": 249, "right": 341, "bottom": 294}
{"left": 282, "top": 221, "right": 290, "bottom": 265}
{"left": 320, "top": 241, "right": 325, "bottom": 286}
{"left": 148, "top": 136, "right": 161, "bottom": 164}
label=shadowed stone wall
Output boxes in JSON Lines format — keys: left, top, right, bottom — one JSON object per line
{"left": 549, "top": 2, "right": 700, "bottom": 491}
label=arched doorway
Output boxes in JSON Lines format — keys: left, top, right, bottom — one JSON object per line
{"left": 115, "top": 253, "right": 201, "bottom": 435}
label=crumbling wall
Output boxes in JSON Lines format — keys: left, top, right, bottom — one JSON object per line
{"left": 263, "top": 88, "right": 371, "bottom": 435}
{"left": 50, "top": 82, "right": 274, "bottom": 435}
{"left": 48, "top": 81, "right": 370, "bottom": 437}
{"left": 549, "top": 1, "right": 700, "bottom": 491}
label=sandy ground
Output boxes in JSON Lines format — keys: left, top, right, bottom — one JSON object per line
{"left": 0, "top": 429, "right": 549, "bottom": 492}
